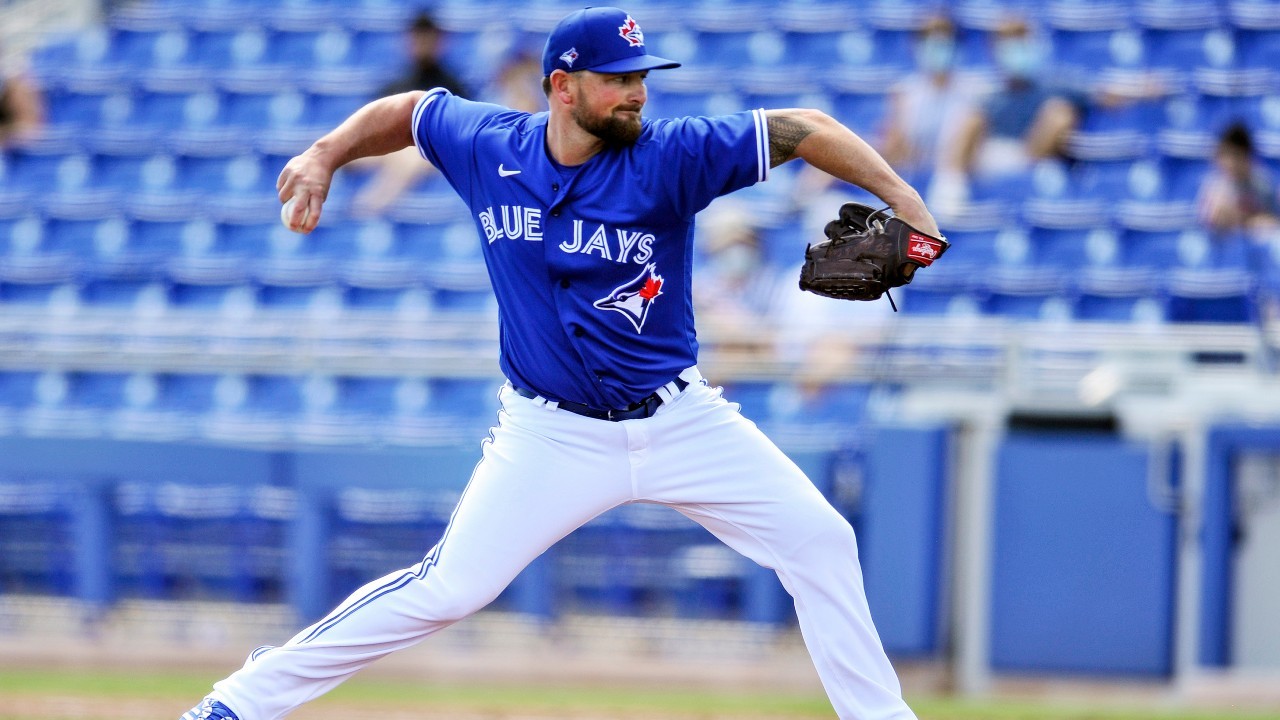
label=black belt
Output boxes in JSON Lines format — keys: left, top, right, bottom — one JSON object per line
{"left": 513, "top": 377, "right": 689, "bottom": 421}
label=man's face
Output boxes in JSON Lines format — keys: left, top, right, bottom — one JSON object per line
{"left": 569, "top": 70, "right": 648, "bottom": 146}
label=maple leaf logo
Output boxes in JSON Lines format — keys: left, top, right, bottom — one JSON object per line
{"left": 638, "top": 276, "right": 663, "bottom": 300}
{"left": 618, "top": 15, "right": 645, "bottom": 47}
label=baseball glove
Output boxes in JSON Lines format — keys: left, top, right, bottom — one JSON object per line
{"left": 798, "top": 202, "right": 949, "bottom": 310}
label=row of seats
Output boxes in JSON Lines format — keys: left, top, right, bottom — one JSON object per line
{"left": 34, "top": 20, "right": 1280, "bottom": 90}
{"left": 6, "top": 98, "right": 1274, "bottom": 204}
{"left": 0, "top": 370, "right": 877, "bottom": 449}
{"left": 0, "top": 474, "right": 784, "bottom": 620}
{"left": 0, "top": 371, "right": 502, "bottom": 446}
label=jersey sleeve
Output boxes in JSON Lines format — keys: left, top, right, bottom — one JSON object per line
{"left": 411, "top": 88, "right": 503, "bottom": 199}
{"left": 652, "top": 109, "right": 769, "bottom": 219}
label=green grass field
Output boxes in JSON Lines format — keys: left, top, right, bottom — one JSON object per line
{"left": 0, "top": 669, "right": 1277, "bottom": 720}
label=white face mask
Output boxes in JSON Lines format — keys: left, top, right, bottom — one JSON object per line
{"left": 996, "top": 38, "right": 1043, "bottom": 79}
{"left": 916, "top": 36, "right": 956, "bottom": 73}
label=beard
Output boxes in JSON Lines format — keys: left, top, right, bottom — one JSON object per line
{"left": 572, "top": 102, "right": 643, "bottom": 147}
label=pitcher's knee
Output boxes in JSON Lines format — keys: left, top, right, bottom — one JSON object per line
{"left": 801, "top": 507, "right": 859, "bottom": 558}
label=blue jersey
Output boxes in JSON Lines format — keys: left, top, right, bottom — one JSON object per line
{"left": 412, "top": 89, "right": 769, "bottom": 408}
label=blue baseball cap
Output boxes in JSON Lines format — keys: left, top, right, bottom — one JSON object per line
{"left": 542, "top": 7, "right": 681, "bottom": 75}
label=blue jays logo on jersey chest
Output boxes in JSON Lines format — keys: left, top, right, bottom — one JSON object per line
{"left": 594, "top": 263, "right": 663, "bottom": 332}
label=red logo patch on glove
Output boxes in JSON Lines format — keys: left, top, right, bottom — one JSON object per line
{"left": 906, "top": 234, "right": 944, "bottom": 265}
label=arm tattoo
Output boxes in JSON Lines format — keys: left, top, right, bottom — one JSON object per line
{"left": 767, "top": 113, "right": 816, "bottom": 168}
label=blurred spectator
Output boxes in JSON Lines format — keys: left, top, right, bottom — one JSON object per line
{"left": 881, "top": 17, "right": 987, "bottom": 184}
{"left": 378, "top": 12, "right": 468, "bottom": 97}
{"left": 0, "top": 51, "right": 44, "bottom": 147}
{"left": 353, "top": 12, "right": 469, "bottom": 217}
{"left": 483, "top": 50, "right": 546, "bottom": 114}
{"left": 938, "top": 17, "right": 1080, "bottom": 208}
{"left": 1197, "top": 122, "right": 1278, "bottom": 236}
{"left": 693, "top": 209, "right": 782, "bottom": 360}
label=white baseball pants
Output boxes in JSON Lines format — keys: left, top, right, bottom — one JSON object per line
{"left": 210, "top": 375, "right": 916, "bottom": 720}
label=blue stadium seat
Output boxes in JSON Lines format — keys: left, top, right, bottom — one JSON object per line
{"left": 1075, "top": 292, "right": 1168, "bottom": 323}
{"left": 1234, "top": 27, "right": 1280, "bottom": 70}
{"left": 294, "top": 375, "right": 398, "bottom": 443}
{"left": 351, "top": 28, "right": 404, "bottom": 71}
{"left": 557, "top": 501, "right": 714, "bottom": 617}
{"left": 113, "top": 480, "right": 274, "bottom": 601}
{"left": 359, "top": 375, "right": 496, "bottom": 447}
{"left": 175, "top": 151, "right": 273, "bottom": 196}
{"left": 189, "top": 26, "right": 272, "bottom": 69}
{"left": 326, "top": 485, "right": 459, "bottom": 607}
{"left": 133, "top": 80, "right": 223, "bottom": 131}
{"left": 1142, "top": 26, "right": 1234, "bottom": 79}
{"left": 269, "top": 26, "right": 356, "bottom": 68}
{"left": 22, "top": 372, "right": 129, "bottom": 438}
{"left": 1165, "top": 230, "right": 1257, "bottom": 322}
{"left": 775, "top": 7, "right": 861, "bottom": 70}
{"left": 46, "top": 83, "right": 138, "bottom": 130}
{"left": 110, "top": 26, "right": 194, "bottom": 69}
{"left": 303, "top": 75, "right": 378, "bottom": 127}
{"left": 109, "top": 372, "right": 206, "bottom": 442}
{"left": 291, "top": 375, "right": 382, "bottom": 446}
{"left": 1049, "top": 26, "right": 1147, "bottom": 78}
{"left": 93, "top": 148, "right": 179, "bottom": 194}
{"left": 338, "top": 219, "right": 426, "bottom": 291}
{"left": 0, "top": 371, "right": 40, "bottom": 436}
{"left": 220, "top": 81, "right": 308, "bottom": 131}
{"left": 151, "top": 213, "right": 246, "bottom": 286}
{"left": 982, "top": 289, "right": 1074, "bottom": 321}
{"left": 200, "top": 374, "right": 305, "bottom": 446}
{"left": 0, "top": 480, "right": 77, "bottom": 596}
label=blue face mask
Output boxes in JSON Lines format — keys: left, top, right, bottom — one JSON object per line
{"left": 996, "top": 39, "right": 1043, "bottom": 78}
{"left": 916, "top": 36, "right": 956, "bottom": 73}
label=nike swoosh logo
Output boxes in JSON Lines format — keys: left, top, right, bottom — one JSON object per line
{"left": 498, "top": 164, "right": 521, "bottom": 177}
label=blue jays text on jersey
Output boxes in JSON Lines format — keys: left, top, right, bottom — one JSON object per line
{"left": 412, "top": 88, "right": 769, "bottom": 409}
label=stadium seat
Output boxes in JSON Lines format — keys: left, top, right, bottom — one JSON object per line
{"left": 269, "top": 26, "right": 356, "bottom": 69}
{"left": 326, "top": 484, "right": 459, "bottom": 606}
{"left": 1165, "top": 230, "right": 1257, "bottom": 323}
{"left": 294, "top": 375, "right": 398, "bottom": 443}
{"left": 1142, "top": 26, "right": 1234, "bottom": 80}
{"left": 1075, "top": 292, "right": 1168, "bottom": 323}
{"left": 220, "top": 81, "right": 308, "bottom": 131}
{"left": 133, "top": 80, "right": 222, "bottom": 131}
{"left": 113, "top": 480, "right": 274, "bottom": 601}
{"left": 109, "top": 372, "right": 210, "bottom": 442}
{"left": 93, "top": 148, "right": 180, "bottom": 194}
{"left": 1049, "top": 26, "right": 1147, "bottom": 79}
{"left": 557, "top": 501, "right": 714, "bottom": 617}
{"left": 0, "top": 480, "right": 77, "bottom": 596}
{"left": 0, "top": 371, "right": 40, "bottom": 436}
{"left": 1234, "top": 27, "right": 1280, "bottom": 71}
{"left": 250, "top": 221, "right": 342, "bottom": 293}
{"left": 189, "top": 26, "right": 271, "bottom": 69}
{"left": 200, "top": 373, "right": 304, "bottom": 446}
{"left": 22, "top": 371, "right": 128, "bottom": 439}
{"left": 110, "top": 26, "right": 194, "bottom": 70}
{"left": 368, "top": 376, "right": 499, "bottom": 447}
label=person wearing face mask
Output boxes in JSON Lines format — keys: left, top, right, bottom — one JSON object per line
{"left": 882, "top": 17, "right": 987, "bottom": 182}
{"left": 948, "top": 17, "right": 1081, "bottom": 190}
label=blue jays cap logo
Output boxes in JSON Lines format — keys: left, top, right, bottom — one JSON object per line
{"left": 618, "top": 15, "right": 644, "bottom": 47}
{"left": 594, "top": 263, "right": 663, "bottom": 333}
{"left": 542, "top": 7, "right": 680, "bottom": 75}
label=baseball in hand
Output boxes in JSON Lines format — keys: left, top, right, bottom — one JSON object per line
{"left": 281, "top": 197, "right": 310, "bottom": 233}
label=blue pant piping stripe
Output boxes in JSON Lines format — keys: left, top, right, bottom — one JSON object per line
{"left": 296, "top": 438, "right": 493, "bottom": 646}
